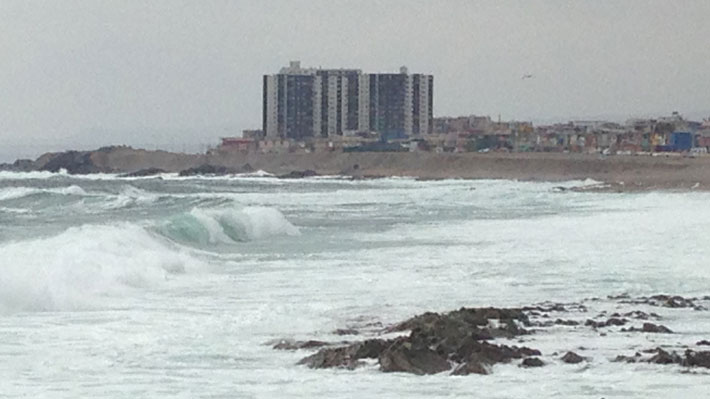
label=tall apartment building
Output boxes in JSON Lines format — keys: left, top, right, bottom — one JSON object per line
{"left": 263, "top": 61, "right": 433, "bottom": 139}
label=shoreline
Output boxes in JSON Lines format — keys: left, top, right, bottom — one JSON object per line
{"left": 3, "top": 146, "right": 710, "bottom": 191}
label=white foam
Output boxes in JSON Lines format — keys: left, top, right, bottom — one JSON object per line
{"left": 101, "top": 185, "right": 159, "bottom": 210}
{"left": 0, "top": 185, "right": 88, "bottom": 201}
{"left": 159, "top": 205, "right": 300, "bottom": 245}
{"left": 0, "top": 187, "right": 38, "bottom": 201}
{"left": 189, "top": 208, "right": 235, "bottom": 244}
{"left": 225, "top": 206, "right": 301, "bottom": 240}
{"left": 234, "top": 170, "right": 275, "bottom": 178}
{"left": 0, "top": 170, "right": 67, "bottom": 180}
{"left": 0, "top": 223, "right": 207, "bottom": 313}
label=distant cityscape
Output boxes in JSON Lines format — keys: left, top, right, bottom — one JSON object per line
{"left": 263, "top": 61, "right": 433, "bottom": 139}
{"left": 218, "top": 61, "right": 710, "bottom": 156}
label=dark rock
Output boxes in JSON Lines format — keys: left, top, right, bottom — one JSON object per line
{"left": 355, "top": 339, "right": 392, "bottom": 359}
{"left": 517, "top": 346, "right": 542, "bottom": 357}
{"left": 648, "top": 348, "right": 682, "bottom": 365}
{"left": 278, "top": 169, "right": 318, "bottom": 179}
{"left": 451, "top": 361, "right": 489, "bottom": 375}
{"left": 622, "top": 310, "right": 659, "bottom": 320}
{"left": 584, "top": 319, "right": 599, "bottom": 328}
{"left": 618, "top": 348, "right": 710, "bottom": 370}
{"left": 521, "top": 357, "right": 544, "bottom": 367}
{"left": 298, "top": 344, "right": 363, "bottom": 369}
{"left": 642, "top": 323, "right": 673, "bottom": 334}
{"left": 585, "top": 318, "right": 628, "bottom": 328}
{"left": 523, "top": 303, "right": 567, "bottom": 313}
{"left": 683, "top": 350, "right": 710, "bottom": 369}
{"left": 622, "top": 294, "right": 703, "bottom": 310}
{"left": 0, "top": 158, "right": 34, "bottom": 172}
{"left": 623, "top": 323, "right": 673, "bottom": 334}
{"left": 178, "top": 164, "right": 236, "bottom": 176}
{"left": 298, "top": 339, "right": 393, "bottom": 370}
{"left": 379, "top": 340, "right": 451, "bottom": 375}
{"left": 294, "top": 306, "right": 541, "bottom": 376}
{"left": 651, "top": 295, "right": 696, "bottom": 308}
{"left": 333, "top": 328, "right": 359, "bottom": 336}
{"left": 388, "top": 307, "right": 530, "bottom": 335}
{"left": 606, "top": 318, "right": 628, "bottom": 326}
{"left": 697, "top": 340, "right": 710, "bottom": 346}
{"left": 608, "top": 293, "right": 631, "bottom": 300}
{"left": 119, "top": 167, "right": 166, "bottom": 177}
{"left": 39, "top": 151, "right": 106, "bottom": 174}
{"left": 273, "top": 339, "right": 330, "bottom": 350}
{"left": 561, "top": 351, "right": 585, "bottom": 364}
{"left": 451, "top": 338, "right": 539, "bottom": 364}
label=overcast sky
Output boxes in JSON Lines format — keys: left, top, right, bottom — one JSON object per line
{"left": 2, "top": 0, "right": 710, "bottom": 160}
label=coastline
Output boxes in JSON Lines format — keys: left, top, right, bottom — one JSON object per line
{"left": 4, "top": 146, "right": 710, "bottom": 191}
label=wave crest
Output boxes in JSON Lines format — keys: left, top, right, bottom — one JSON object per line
{"left": 159, "top": 206, "right": 300, "bottom": 245}
{"left": 0, "top": 223, "right": 206, "bottom": 313}
{"left": 0, "top": 185, "right": 87, "bottom": 201}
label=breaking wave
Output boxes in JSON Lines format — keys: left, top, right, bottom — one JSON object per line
{"left": 0, "top": 185, "right": 88, "bottom": 201}
{"left": 0, "top": 170, "right": 68, "bottom": 180}
{"left": 0, "top": 223, "right": 207, "bottom": 313}
{"left": 101, "top": 185, "right": 160, "bottom": 210}
{"left": 158, "top": 206, "right": 300, "bottom": 245}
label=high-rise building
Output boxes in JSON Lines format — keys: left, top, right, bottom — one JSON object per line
{"left": 263, "top": 61, "right": 433, "bottom": 139}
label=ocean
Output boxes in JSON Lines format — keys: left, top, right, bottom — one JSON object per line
{"left": 0, "top": 171, "right": 708, "bottom": 398}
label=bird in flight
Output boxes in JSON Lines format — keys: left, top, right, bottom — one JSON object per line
{"left": 521, "top": 74, "right": 534, "bottom": 80}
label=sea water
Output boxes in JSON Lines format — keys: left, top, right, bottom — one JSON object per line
{"left": 0, "top": 172, "right": 708, "bottom": 398}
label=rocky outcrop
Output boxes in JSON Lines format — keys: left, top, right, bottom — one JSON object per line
{"left": 333, "top": 328, "right": 359, "bottom": 336}
{"left": 178, "top": 164, "right": 238, "bottom": 176}
{"left": 277, "top": 169, "right": 318, "bottom": 179}
{"left": 386, "top": 307, "right": 530, "bottom": 339}
{"left": 118, "top": 167, "right": 167, "bottom": 177}
{"left": 561, "top": 351, "right": 585, "bottom": 364}
{"left": 38, "top": 151, "right": 108, "bottom": 174}
{"left": 520, "top": 357, "right": 544, "bottom": 367}
{"left": 296, "top": 307, "right": 538, "bottom": 375}
{"left": 298, "top": 339, "right": 393, "bottom": 370}
{"left": 0, "top": 158, "right": 34, "bottom": 172}
{"left": 621, "top": 322, "right": 673, "bottom": 334}
{"left": 378, "top": 338, "right": 451, "bottom": 375}
{"left": 272, "top": 339, "right": 330, "bottom": 351}
{"left": 616, "top": 348, "right": 710, "bottom": 369}
{"left": 585, "top": 318, "right": 628, "bottom": 328}
{"left": 620, "top": 294, "right": 705, "bottom": 310}
{"left": 275, "top": 294, "right": 710, "bottom": 377}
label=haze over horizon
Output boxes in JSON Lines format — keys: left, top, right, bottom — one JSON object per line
{"left": 2, "top": 0, "right": 710, "bottom": 161}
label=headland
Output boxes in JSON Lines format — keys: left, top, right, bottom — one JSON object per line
{"left": 2, "top": 146, "right": 710, "bottom": 191}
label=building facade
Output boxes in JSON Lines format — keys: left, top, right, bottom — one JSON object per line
{"left": 263, "top": 61, "right": 433, "bottom": 139}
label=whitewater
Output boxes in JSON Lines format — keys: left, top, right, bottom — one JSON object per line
{"left": 0, "top": 172, "right": 709, "bottom": 398}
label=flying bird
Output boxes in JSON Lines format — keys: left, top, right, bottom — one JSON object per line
{"left": 521, "top": 74, "right": 534, "bottom": 80}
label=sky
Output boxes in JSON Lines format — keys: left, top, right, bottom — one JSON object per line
{"left": 1, "top": 0, "right": 710, "bottom": 160}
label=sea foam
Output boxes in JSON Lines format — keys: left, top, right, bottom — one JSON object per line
{"left": 159, "top": 206, "right": 300, "bottom": 245}
{"left": 0, "top": 223, "right": 206, "bottom": 313}
{"left": 0, "top": 185, "right": 88, "bottom": 201}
